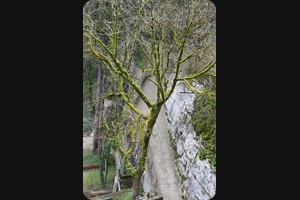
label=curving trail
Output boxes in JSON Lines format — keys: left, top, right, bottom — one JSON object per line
{"left": 136, "top": 77, "right": 183, "bottom": 200}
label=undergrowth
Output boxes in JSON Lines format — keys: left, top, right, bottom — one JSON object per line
{"left": 83, "top": 150, "right": 101, "bottom": 165}
{"left": 83, "top": 166, "right": 116, "bottom": 190}
{"left": 112, "top": 191, "right": 132, "bottom": 200}
{"left": 192, "top": 90, "right": 216, "bottom": 168}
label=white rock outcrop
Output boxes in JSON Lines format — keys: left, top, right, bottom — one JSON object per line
{"left": 165, "top": 81, "right": 216, "bottom": 200}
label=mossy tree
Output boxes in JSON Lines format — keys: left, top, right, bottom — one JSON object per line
{"left": 83, "top": 0, "right": 215, "bottom": 199}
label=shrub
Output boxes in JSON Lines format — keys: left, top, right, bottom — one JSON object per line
{"left": 192, "top": 90, "right": 216, "bottom": 167}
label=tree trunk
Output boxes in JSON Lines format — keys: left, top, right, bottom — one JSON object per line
{"left": 92, "top": 65, "right": 103, "bottom": 153}
{"left": 131, "top": 106, "right": 161, "bottom": 200}
{"left": 97, "top": 100, "right": 104, "bottom": 155}
{"left": 113, "top": 169, "right": 121, "bottom": 192}
{"left": 131, "top": 169, "right": 144, "bottom": 200}
{"left": 113, "top": 150, "right": 122, "bottom": 192}
{"left": 104, "top": 159, "right": 108, "bottom": 183}
{"left": 87, "top": 63, "right": 95, "bottom": 119}
{"left": 97, "top": 68, "right": 105, "bottom": 155}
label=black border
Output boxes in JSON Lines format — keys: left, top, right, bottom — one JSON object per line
{"left": 4, "top": 0, "right": 296, "bottom": 199}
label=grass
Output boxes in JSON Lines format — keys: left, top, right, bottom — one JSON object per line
{"left": 112, "top": 192, "right": 132, "bottom": 200}
{"left": 83, "top": 150, "right": 101, "bottom": 165}
{"left": 105, "top": 166, "right": 117, "bottom": 184}
{"left": 83, "top": 169, "right": 101, "bottom": 190}
{"left": 83, "top": 166, "right": 116, "bottom": 191}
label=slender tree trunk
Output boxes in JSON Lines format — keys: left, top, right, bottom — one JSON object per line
{"left": 97, "top": 100, "right": 104, "bottom": 154}
{"left": 131, "top": 106, "right": 161, "bottom": 200}
{"left": 97, "top": 69, "right": 105, "bottom": 155}
{"left": 100, "top": 147, "right": 108, "bottom": 185}
{"left": 92, "top": 65, "right": 103, "bottom": 153}
{"left": 87, "top": 64, "right": 95, "bottom": 119}
{"left": 113, "top": 169, "right": 121, "bottom": 192}
{"left": 104, "top": 159, "right": 108, "bottom": 183}
{"left": 131, "top": 169, "right": 143, "bottom": 200}
{"left": 113, "top": 150, "right": 122, "bottom": 192}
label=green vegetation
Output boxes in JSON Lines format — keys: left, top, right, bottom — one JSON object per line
{"left": 105, "top": 166, "right": 116, "bottom": 184}
{"left": 192, "top": 90, "right": 216, "bottom": 167}
{"left": 83, "top": 150, "right": 101, "bottom": 165}
{"left": 133, "top": 45, "right": 147, "bottom": 70}
{"left": 139, "top": 187, "right": 144, "bottom": 194}
{"left": 83, "top": 169, "right": 101, "bottom": 190}
{"left": 83, "top": 166, "right": 116, "bottom": 190}
{"left": 169, "top": 131, "right": 179, "bottom": 160}
{"left": 83, "top": 55, "right": 97, "bottom": 134}
{"left": 83, "top": 103, "right": 93, "bottom": 134}
{"left": 112, "top": 192, "right": 132, "bottom": 200}
{"left": 83, "top": 0, "right": 216, "bottom": 198}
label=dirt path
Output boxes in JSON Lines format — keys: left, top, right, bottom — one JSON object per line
{"left": 136, "top": 77, "right": 183, "bottom": 200}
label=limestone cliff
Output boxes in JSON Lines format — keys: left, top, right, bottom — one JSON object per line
{"left": 164, "top": 81, "right": 216, "bottom": 200}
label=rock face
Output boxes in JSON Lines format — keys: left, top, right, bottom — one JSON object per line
{"left": 164, "top": 81, "right": 216, "bottom": 200}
